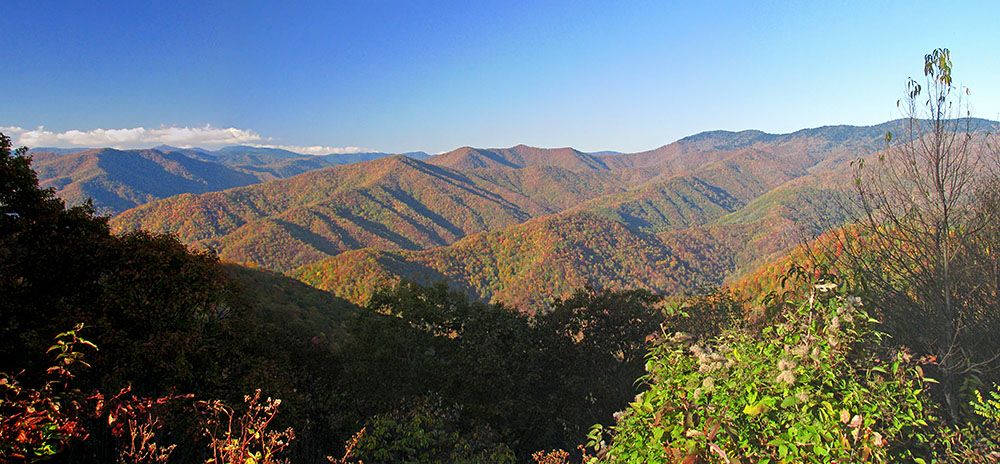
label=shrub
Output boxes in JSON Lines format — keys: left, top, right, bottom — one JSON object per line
{"left": 595, "top": 281, "right": 936, "bottom": 463}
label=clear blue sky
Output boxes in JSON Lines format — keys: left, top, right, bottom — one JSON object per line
{"left": 2, "top": 1, "right": 999, "bottom": 154}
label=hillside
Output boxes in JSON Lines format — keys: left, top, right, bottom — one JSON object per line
{"left": 224, "top": 263, "right": 359, "bottom": 345}
{"left": 290, "top": 211, "right": 696, "bottom": 309}
{"left": 30, "top": 148, "right": 265, "bottom": 215}
{"left": 577, "top": 147, "right": 809, "bottom": 234}
{"left": 427, "top": 144, "right": 613, "bottom": 171}
{"left": 29, "top": 145, "right": 428, "bottom": 214}
{"left": 110, "top": 156, "right": 567, "bottom": 271}
{"left": 102, "top": 120, "right": 1000, "bottom": 309}
{"left": 287, "top": 168, "right": 857, "bottom": 310}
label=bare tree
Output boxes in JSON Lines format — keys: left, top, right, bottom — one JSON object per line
{"left": 851, "top": 48, "right": 1000, "bottom": 424}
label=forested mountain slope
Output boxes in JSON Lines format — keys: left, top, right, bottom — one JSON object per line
{"left": 103, "top": 120, "right": 999, "bottom": 309}
{"left": 30, "top": 148, "right": 265, "bottom": 215}
{"left": 290, "top": 211, "right": 696, "bottom": 308}
{"left": 29, "top": 145, "right": 429, "bottom": 214}
{"left": 288, "top": 167, "right": 856, "bottom": 309}
{"left": 427, "top": 144, "right": 613, "bottom": 171}
{"left": 111, "top": 156, "right": 570, "bottom": 271}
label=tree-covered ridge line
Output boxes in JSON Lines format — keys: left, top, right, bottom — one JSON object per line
{"left": 288, "top": 163, "right": 860, "bottom": 310}
{"left": 31, "top": 116, "right": 998, "bottom": 222}
{"left": 3, "top": 130, "right": 737, "bottom": 461}
{"left": 105, "top": 127, "right": 885, "bottom": 295}
{"left": 26, "top": 145, "right": 434, "bottom": 216}
{"left": 4, "top": 111, "right": 1000, "bottom": 462}
{"left": 290, "top": 211, "right": 697, "bottom": 308}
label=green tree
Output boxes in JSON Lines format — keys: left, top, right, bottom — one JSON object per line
{"left": 1, "top": 132, "right": 113, "bottom": 381}
{"left": 0, "top": 132, "right": 336, "bottom": 461}
{"left": 538, "top": 287, "right": 666, "bottom": 426}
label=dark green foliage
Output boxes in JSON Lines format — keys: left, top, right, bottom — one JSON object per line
{"left": 663, "top": 287, "right": 743, "bottom": 340}
{"left": 1, "top": 133, "right": 115, "bottom": 383}
{"left": 0, "top": 133, "right": 352, "bottom": 462}
{"left": 335, "top": 281, "right": 676, "bottom": 461}
{"left": 353, "top": 395, "right": 516, "bottom": 464}
{"left": 539, "top": 287, "right": 666, "bottom": 419}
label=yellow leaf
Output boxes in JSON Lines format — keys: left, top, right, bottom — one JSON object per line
{"left": 743, "top": 403, "right": 764, "bottom": 415}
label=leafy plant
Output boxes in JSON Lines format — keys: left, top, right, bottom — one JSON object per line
{"left": 0, "top": 324, "right": 94, "bottom": 461}
{"left": 349, "top": 394, "right": 515, "bottom": 464}
{"left": 597, "top": 281, "right": 936, "bottom": 463}
{"left": 972, "top": 386, "right": 1000, "bottom": 426}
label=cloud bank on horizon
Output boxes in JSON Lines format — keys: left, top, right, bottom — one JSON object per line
{"left": 0, "top": 125, "right": 368, "bottom": 155}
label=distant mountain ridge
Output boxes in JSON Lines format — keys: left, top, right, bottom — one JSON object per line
{"left": 31, "top": 148, "right": 263, "bottom": 215}
{"left": 72, "top": 118, "right": 1000, "bottom": 308}
{"left": 27, "top": 144, "right": 432, "bottom": 214}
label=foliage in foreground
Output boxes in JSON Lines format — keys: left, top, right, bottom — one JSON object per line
{"left": 596, "top": 282, "right": 937, "bottom": 463}
{"left": 0, "top": 324, "right": 353, "bottom": 464}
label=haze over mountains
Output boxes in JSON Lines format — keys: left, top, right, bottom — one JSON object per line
{"left": 29, "top": 144, "right": 431, "bottom": 214}
{"left": 31, "top": 118, "right": 1000, "bottom": 309}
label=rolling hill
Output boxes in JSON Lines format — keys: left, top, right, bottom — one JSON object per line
{"left": 100, "top": 120, "right": 999, "bottom": 311}
{"left": 30, "top": 148, "right": 265, "bottom": 215}
{"left": 289, "top": 211, "right": 696, "bottom": 309}
{"left": 111, "top": 155, "right": 570, "bottom": 271}
{"left": 29, "top": 145, "right": 430, "bottom": 214}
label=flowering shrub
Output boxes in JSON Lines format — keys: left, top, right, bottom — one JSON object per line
{"left": 595, "top": 282, "right": 936, "bottom": 463}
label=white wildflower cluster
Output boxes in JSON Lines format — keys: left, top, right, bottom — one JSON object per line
{"left": 790, "top": 342, "right": 811, "bottom": 358}
{"left": 784, "top": 334, "right": 822, "bottom": 365}
{"left": 665, "top": 331, "right": 693, "bottom": 345}
{"left": 689, "top": 343, "right": 731, "bottom": 374}
{"left": 775, "top": 358, "right": 798, "bottom": 385}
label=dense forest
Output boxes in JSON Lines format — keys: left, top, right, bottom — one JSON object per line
{"left": 3, "top": 49, "right": 1000, "bottom": 463}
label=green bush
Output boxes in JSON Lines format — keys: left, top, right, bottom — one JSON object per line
{"left": 351, "top": 394, "right": 515, "bottom": 464}
{"left": 596, "top": 281, "right": 937, "bottom": 463}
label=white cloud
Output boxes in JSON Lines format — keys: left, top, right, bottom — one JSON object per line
{"left": 0, "top": 125, "right": 372, "bottom": 155}
{"left": 248, "top": 144, "right": 372, "bottom": 155}
{"left": 2, "top": 125, "right": 265, "bottom": 149}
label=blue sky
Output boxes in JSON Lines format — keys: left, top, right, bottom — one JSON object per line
{"left": 2, "top": 1, "right": 999, "bottom": 154}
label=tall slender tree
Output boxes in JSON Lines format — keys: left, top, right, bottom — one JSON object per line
{"left": 851, "top": 49, "right": 1000, "bottom": 423}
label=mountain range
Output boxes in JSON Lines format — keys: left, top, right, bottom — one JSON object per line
{"left": 28, "top": 144, "right": 430, "bottom": 214}
{"left": 29, "top": 118, "right": 1000, "bottom": 309}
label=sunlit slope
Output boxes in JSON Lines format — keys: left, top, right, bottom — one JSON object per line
{"left": 111, "top": 156, "right": 577, "bottom": 271}
{"left": 427, "top": 144, "right": 614, "bottom": 171}
{"left": 108, "top": 121, "right": 985, "bottom": 291}
{"left": 290, "top": 212, "right": 697, "bottom": 309}
{"left": 661, "top": 169, "right": 858, "bottom": 285}
{"left": 578, "top": 148, "right": 810, "bottom": 234}
{"left": 290, "top": 164, "right": 862, "bottom": 310}
{"left": 461, "top": 164, "right": 631, "bottom": 210}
